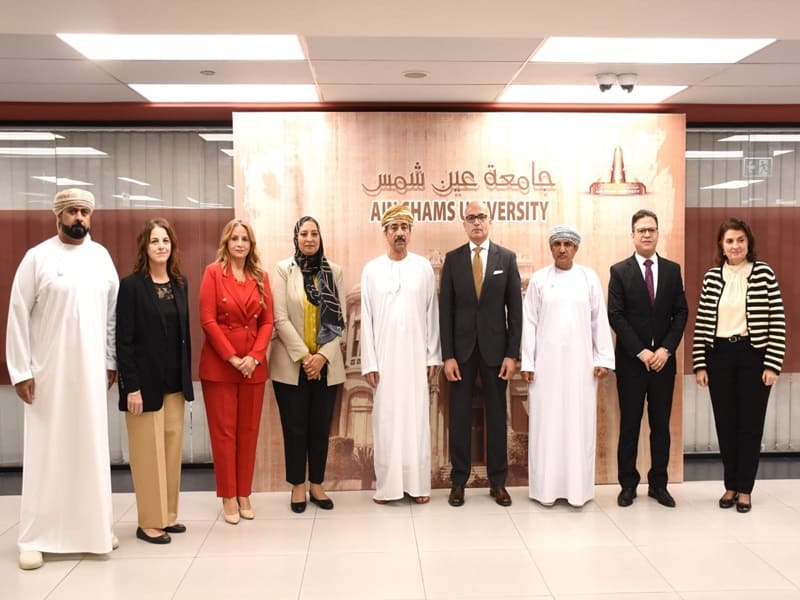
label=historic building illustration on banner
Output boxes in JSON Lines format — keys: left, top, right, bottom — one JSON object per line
{"left": 235, "top": 111, "right": 686, "bottom": 491}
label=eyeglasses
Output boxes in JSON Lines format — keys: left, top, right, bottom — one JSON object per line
{"left": 634, "top": 227, "right": 658, "bottom": 236}
{"left": 465, "top": 214, "right": 488, "bottom": 224}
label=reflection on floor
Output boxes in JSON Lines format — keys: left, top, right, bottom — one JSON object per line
{"left": 3, "top": 479, "right": 800, "bottom": 599}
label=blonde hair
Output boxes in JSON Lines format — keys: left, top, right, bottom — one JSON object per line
{"left": 216, "top": 219, "right": 267, "bottom": 303}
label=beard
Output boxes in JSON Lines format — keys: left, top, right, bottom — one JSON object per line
{"left": 61, "top": 222, "right": 89, "bottom": 240}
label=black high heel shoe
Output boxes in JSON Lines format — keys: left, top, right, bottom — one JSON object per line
{"left": 736, "top": 494, "right": 752, "bottom": 513}
{"left": 290, "top": 492, "right": 307, "bottom": 514}
{"left": 719, "top": 492, "right": 738, "bottom": 509}
{"left": 309, "top": 494, "right": 334, "bottom": 510}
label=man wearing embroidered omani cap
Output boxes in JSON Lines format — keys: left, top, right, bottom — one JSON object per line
{"left": 6, "top": 189, "right": 120, "bottom": 569}
{"left": 360, "top": 203, "right": 442, "bottom": 504}
{"left": 520, "top": 225, "right": 615, "bottom": 507}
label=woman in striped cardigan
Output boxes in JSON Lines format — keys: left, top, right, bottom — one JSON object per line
{"left": 693, "top": 218, "right": 786, "bottom": 513}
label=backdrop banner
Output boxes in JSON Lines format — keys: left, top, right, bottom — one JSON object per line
{"left": 234, "top": 111, "right": 686, "bottom": 491}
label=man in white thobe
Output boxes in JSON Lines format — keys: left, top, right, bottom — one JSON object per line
{"left": 521, "top": 225, "right": 615, "bottom": 507}
{"left": 360, "top": 203, "right": 441, "bottom": 503}
{"left": 6, "top": 189, "right": 119, "bottom": 570}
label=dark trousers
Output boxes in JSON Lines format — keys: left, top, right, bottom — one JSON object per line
{"left": 273, "top": 370, "right": 338, "bottom": 485}
{"left": 616, "top": 358, "right": 675, "bottom": 489}
{"left": 449, "top": 347, "right": 508, "bottom": 487}
{"left": 707, "top": 338, "right": 771, "bottom": 494}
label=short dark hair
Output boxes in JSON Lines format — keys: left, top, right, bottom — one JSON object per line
{"left": 715, "top": 217, "right": 757, "bottom": 267}
{"left": 631, "top": 209, "right": 658, "bottom": 231}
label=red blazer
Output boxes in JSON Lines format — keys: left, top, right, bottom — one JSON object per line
{"left": 199, "top": 262, "right": 273, "bottom": 383}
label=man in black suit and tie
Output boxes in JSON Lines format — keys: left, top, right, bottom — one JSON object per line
{"left": 440, "top": 201, "right": 522, "bottom": 507}
{"left": 608, "top": 209, "right": 688, "bottom": 508}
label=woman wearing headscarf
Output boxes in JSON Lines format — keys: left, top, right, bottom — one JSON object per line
{"left": 116, "top": 218, "right": 193, "bottom": 544}
{"left": 693, "top": 217, "right": 786, "bottom": 513}
{"left": 270, "top": 216, "right": 346, "bottom": 513}
{"left": 199, "top": 219, "right": 273, "bottom": 524}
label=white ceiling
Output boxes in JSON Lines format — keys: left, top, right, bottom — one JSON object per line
{"left": 2, "top": 0, "right": 800, "bottom": 105}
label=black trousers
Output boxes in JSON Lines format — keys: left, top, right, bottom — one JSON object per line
{"left": 707, "top": 338, "right": 771, "bottom": 494}
{"left": 448, "top": 347, "right": 508, "bottom": 487}
{"left": 273, "top": 369, "right": 338, "bottom": 485}
{"left": 616, "top": 358, "right": 675, "bottom": 489}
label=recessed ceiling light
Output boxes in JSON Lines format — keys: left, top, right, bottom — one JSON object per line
{"left": 220, "top": 149, "right": 234, "bottom": 157}
{"left": 32, "top": 176, "right": 93, "bottom": 186}
{"left": 402, "top": 70, "right": 429, "bottom": 79}
{"left": 111, "top": 194, "right": 162, "bottom": 202}
{"left": 685, "top": 151, "right": 744, "bottom": 159}
{"left": 0, "top": 147, "right": 106, "bottom": 157}
{"left": 531, "top": 37, "right": 774, "bottom": 64}
{"left": 773, "top": 149, "right": 794, "bottom": 156}
{"left": 0, "top": 132, "right": 65, "bottom": 141}
{"left": 129, "top": 83, "right": 318, "bottom": 103}
{"left": 199, "top": 133, "right": 234, "bottom": 142}
{"left": 719, "top": 134, "right": 800, "bottom": 142}
{"left": 57, "top": 34, "right": 305, "bottom": 60}
{"left": 499, "top": 84, "right": 685, "bottom": 104}
{"left": 701, "top": 179, "right": 763, "bottom": 190}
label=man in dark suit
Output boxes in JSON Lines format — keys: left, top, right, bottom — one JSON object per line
{"left": 608, "top": 209, "right": 688, "bottom": 508}
{"left": 440, "top": 200, "right": 522, "bottom": 507}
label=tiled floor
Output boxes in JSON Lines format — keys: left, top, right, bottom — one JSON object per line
{"left": 3, "top": 481, "right": 800, "bottom": 599}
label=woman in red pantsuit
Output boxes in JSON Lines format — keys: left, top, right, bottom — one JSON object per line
{"left": 199, "top": 219, "right": 273, "bottom": 524}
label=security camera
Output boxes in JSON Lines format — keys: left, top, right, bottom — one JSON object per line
{"left": 595, "top": 73, "right": 616, "bottom": 92}
{"left": 617, "top": 73, "right": 637, "bottom": 93}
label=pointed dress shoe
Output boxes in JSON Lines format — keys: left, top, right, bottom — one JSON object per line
{"left": 648, "top": 487, "right": 676, "bottom": 507}
{"left": 617, "top": 487, "right": 637, "bottom": 507}
{"left": 490, "top": 486, "right": 512, "bottom": 507}
{"left": 136, "top": 527, "right": 171, "bottom": 544}
{"left": 448, "top": 485, "right": 465, "bottom": 507}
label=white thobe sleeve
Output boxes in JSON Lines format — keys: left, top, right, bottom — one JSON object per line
{"left": 588, "top": 268, "right": 615, "bottom": 370}
{"left": 6, "top": 251, "right": 36, "bottom": 385}
{"left": 520, "top": 275, "right": 539, "bottom": 373}
{"left": 105, "top": 252, "right": 120, "bottom": 371}
{"left": 359, "top": 266, "right": 378, "bottom": 375}
{"left": 424, "top": 265, "right": 442, "bottom": 367}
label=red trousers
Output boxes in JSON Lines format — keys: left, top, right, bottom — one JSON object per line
{"left": 201, "top": 380, "right": 265, "bottom": 498}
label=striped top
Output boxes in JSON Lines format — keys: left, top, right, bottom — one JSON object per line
{"left": 692, "top": 261, "right": 786, "bottom": 373}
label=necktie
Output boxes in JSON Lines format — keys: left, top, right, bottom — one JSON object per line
{"left": 473, "top": 246, "right": 483, "bottom": 299}
{"left": 644, "top": 259, "right": 655, "bottom": 305}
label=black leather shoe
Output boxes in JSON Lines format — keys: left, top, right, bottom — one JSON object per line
{"left": 736, "top": 496, "right": 752, "bottom": 513}
{"left": 291, "top": 492, "right": 307, "bottom": 514}
{"left": 617, "top": 487, "right": 637, "bottom": 507}
{"left": 309, "top": 494, "right": 334, "bottom": 510}
{"left": 648, "top": 487, "right": 676, "bottom": 507}
{"left": 136, "top": 527, "right": 171, "bottom": 544}
{"left": 163, "top": 523, "right": 186, "bottom": 534}
{"left": 719, "top": 492, "right": 738, "bottom": 509}
{"left": 448, "top": 485, "right": 465, "bottom": 507}
{"left": 490, "top": 486, "right": 512, "bottom": 507}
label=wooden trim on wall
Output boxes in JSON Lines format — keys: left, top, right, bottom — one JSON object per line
{"left": 2, "top": 102, "right": 800, "bottom": 126}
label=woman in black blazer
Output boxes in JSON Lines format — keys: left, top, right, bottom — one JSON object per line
{"left": 117, "top": 218, "right": 193, "bottom": 544}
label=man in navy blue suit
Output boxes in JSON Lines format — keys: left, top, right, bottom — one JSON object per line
{"left": 608, "top": 209, "right": 688, "bottom": 508}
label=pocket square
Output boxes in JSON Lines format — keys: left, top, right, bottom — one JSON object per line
{"left": 492, "top": 270, "right": 503, "bottom": 275}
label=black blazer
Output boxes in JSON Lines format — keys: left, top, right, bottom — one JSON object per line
{"left": 116, "top": 272, "right": 194, "bottom": 411}
{"left": 607, "top": 254, "right": 688, "bottom": 374}
{"left": 439, "top": 241, "right": 522, "bottom": 366}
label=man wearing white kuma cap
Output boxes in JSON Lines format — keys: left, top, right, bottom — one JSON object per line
{"left": 6, "top": 188, "right": 120, "bottom": 569}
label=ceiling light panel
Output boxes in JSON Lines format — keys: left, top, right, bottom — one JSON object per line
{"left": 0, "top": 132, "right": 64, "bottom": 141}
{"left": 57, "top": 34, "right": 305, "bottom": 61}
{"left": 129, "top": 84, "right": 318, "bottom": 103}
{"left": 531, "top": 37, "right": 775, "bottom": 64}
{"left": 0, "top": 147, "right": 106, "bottom": 156}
